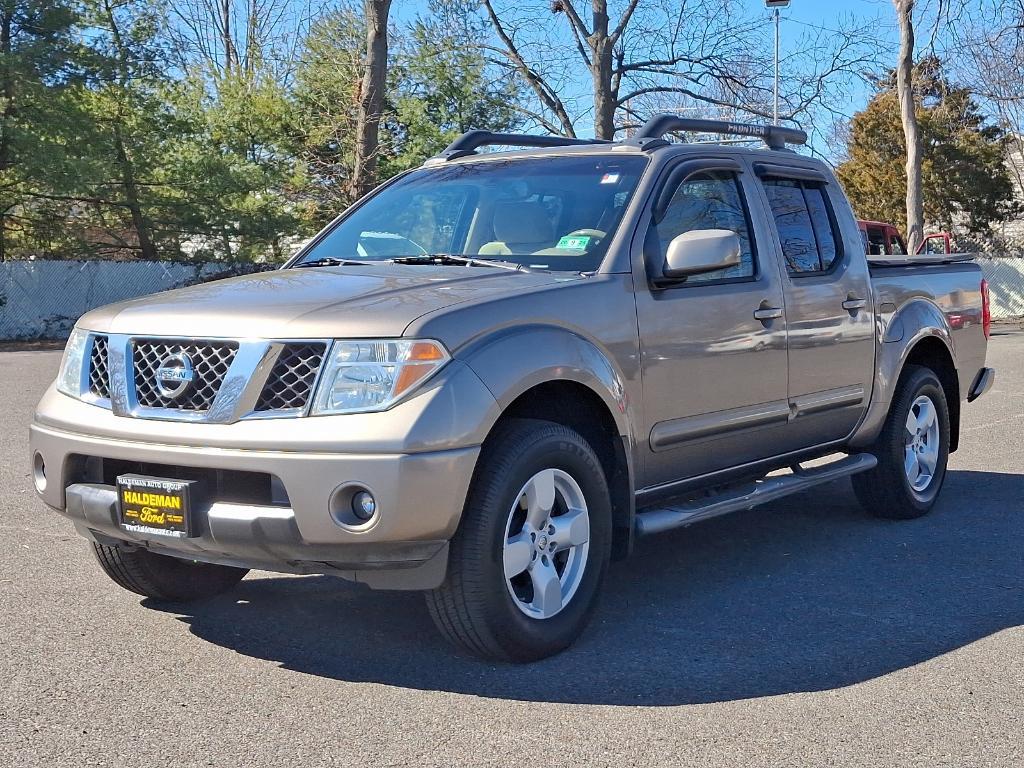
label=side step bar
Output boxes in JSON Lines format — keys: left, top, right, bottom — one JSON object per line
{"left": 634, "top": 453, "right": 877, "bottom": 537}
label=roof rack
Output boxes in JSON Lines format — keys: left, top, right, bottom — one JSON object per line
{"left": 425, "top": 130, "right": 607, "bottom": 163}
{"left": 625, "top": 115, "right": 807, "bottom": 151}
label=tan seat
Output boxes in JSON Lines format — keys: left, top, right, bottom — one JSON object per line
{"left": 479, "top": 202, "right": 554, "bottom": 255}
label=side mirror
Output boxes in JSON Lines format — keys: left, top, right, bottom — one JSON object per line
{"left": 663, "top": 229, "right": 741, "bottom": 279}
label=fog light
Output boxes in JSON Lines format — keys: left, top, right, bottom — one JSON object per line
{"left": 352, "top": 491, "right": 377, "bottom": 521}
{"left": 32, "top": 452, "right": 47, "bottom": 493}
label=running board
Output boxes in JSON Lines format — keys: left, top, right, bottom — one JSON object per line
{"left": 634, "top": 453, "right": 877, "bottom": 537}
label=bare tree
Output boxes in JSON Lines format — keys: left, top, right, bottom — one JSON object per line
{"left": 349, "top": 0, "right": 393, "bottom": 200}
{"left": 948, "top": 1, "right": 1024, "bottom": 215}
{"left": 166, "top": 0, "right": 314, "bottom": 84}
{"left": 480, "top": 0, "right": 878, "bottom": 141}
{"left": 893, "top": 0, "right": 924, "bottom": 254}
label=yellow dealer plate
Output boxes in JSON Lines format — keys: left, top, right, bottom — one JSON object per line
{"left": 117, "top": 474, "right": 196, "bottom": 538}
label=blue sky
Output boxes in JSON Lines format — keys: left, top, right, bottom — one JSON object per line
{"left": 777, "top": 0, "right": 900, "bottom": 152}
{"left": 395, "top": 0, "right": 910, "bottom": 154}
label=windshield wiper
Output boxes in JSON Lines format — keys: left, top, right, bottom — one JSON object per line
{"left": 292, "top": 257, "right": 368, "bottom": 268}
{"left": 388, "top": 254, "right": 531, "bottom": 272}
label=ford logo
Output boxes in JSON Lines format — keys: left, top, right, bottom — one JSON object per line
{"left": 155, "top": 353, "right": 195, "bottom": 399}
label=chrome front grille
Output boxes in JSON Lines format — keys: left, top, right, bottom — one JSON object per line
{"left": 88, "top": 335, "right": 110, "bottom": 399}
{"left": 255, "top": 342, "right": 326, "bottom": 412}
{"left": 132, "top": 339, "right": 238, "bottom": 411}
{"left": 77, "top": 334, "right": 329, "bottom": 422}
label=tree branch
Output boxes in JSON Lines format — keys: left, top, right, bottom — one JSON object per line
{"left": 480, "top": 0, "right": 577, "bottom": 136}
{"left": 610, "top": 0, "right": 641, "bottom": 44}
{"left": 615, "top": 85, "right": 774, "bottom": 121}
{"left": 554, "top": 0, "right": 592, "bottom": 42}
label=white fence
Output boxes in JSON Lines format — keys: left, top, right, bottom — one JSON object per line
{"left": 1, "top": 256, "right": 1023, "bottom": 341}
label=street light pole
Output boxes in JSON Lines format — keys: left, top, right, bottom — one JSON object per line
{"left": 774, "top": 7, "right": 780, "bottom": 124}
{"left": 766, "top": 0, "right": 790, "bottom": 126}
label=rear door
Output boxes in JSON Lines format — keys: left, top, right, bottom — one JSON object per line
{"left": 753, "top": 162, "right": 875, "bottom": 446}
{"left": 633, "top": 158, "right": 790, "bottom": 489}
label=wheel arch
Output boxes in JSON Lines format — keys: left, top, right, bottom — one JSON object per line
{"left": 460, "top": 325, "right": 638, "bottom": 561}
{"left": 476, "top": 379, "right": 636, "bottom": 562}
{"left": 851, "top": 306, "right": 961, "bottom": 451}
{"left": 902, "top": 335, "right": 961, "bottom": 452}
{"left": 452, "top": 325, "right": 639, "bottom": 559}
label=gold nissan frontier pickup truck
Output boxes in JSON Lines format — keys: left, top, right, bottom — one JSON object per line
{"left": 30, "top": 117, "right": 995, "bottom": 661}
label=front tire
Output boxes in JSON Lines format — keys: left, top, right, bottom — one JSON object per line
{"left": 426, "top": 419, "right": 612, "bottom": 662}
{"left": 853, "top": 364, "right": 950, "bottom": 519}
{"left": 91, "top": 543, "right": 248, "bottom": 602}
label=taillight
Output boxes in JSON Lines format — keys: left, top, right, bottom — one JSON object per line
{"left": 981, "top": 278, "right": 991, "bottom": 339}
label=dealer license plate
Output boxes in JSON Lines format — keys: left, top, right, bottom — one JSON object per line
{"left": 117, "top": 474, "right": 196, "bottom": 538}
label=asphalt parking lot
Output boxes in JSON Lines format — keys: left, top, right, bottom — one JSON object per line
{"left": 1, "top": 331, "right": 1022, "bottom": 767}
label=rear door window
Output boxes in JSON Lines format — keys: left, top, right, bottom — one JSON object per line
{"left": 804, "top": 186, "right": 839, "bottom": 269}
{"left": 762, "top": 178, "right": 843, "bottom": 273}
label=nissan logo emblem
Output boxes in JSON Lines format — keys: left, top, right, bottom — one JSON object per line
{"left": 155, "top": 353, "right": 195, "bottom": 399}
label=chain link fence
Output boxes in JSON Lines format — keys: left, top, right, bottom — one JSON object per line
{"left": 977, "top": 255, "right": 1024, "bottom": 321}
{"left": 2, "top": 256, "right": 1023, "bottom": 341}
{"left": 0, "top": 259, "right": 269, "bottom": 341}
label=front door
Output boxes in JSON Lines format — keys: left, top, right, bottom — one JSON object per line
{"left": 633, "top": 162, "right": 790, "bottom": 490}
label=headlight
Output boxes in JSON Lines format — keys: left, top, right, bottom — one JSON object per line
{"left": 311, "top": 339, "right": 450, "bottom": 415}
{"left": 56, "top": 327, "right": 89, "bottom": 398}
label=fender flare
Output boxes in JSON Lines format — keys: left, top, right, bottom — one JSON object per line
{"left": 850, "top": 298, "right": 956, "bottom": 448}
{"left": 457, "top": 324, "right": 634, "bottom": 441}
{"left": 457, "top": 325, "right": 638, "bottom": 559}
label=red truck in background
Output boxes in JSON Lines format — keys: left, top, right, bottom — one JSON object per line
{"left": 858, "top": 220, "right": 953, "bottom": 256}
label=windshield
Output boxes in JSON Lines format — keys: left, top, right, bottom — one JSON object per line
{"left": 295, "top": 155, "right": 647, "bottom": 272}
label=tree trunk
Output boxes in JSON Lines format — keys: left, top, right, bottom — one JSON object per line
{"left": 592, "top": 58, "right": 615, "bottom": 140}
{"left": 221, "top": 0, "right": 237, "bottom": 72}
{"left": 893, "top": 0, "right": 924, "bottom": 254}
{"left": 103, "top": 0, "right": 158, "bottom": 261}
{"left": 589, "top": 2, "right": 615, "bottom": 139}
{"left": 349, "top": 0, "right": 392, "bottom": 201}
{"left": 1, "top": 8, "right": 12, "bottom": 261}
{"left": 113, "top": 125, "right": 158, "bottom": 261}
{"left": 0, "top": 6, "right": 13, "bottom": 174}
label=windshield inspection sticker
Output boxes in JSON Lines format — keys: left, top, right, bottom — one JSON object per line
{"left": 600, "top": 173, "right": 620, "bottom": 184}
{"left": 557, "top": 235, "right": 591, "bottom": 250}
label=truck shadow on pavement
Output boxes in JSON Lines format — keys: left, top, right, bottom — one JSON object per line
{"left": 149, "top": 469, "right": 1024, "bottom": 705}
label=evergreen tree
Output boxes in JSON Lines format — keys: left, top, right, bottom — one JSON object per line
{"left": 0, "top": 0, "right": 82, "bottom": 259}
{"left": 838, "top": 58, "right": 1017, "bottom": 237}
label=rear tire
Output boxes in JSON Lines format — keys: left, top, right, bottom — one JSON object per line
{"left": 91, "top": 543, "right": 248, "bottom": 602}
{"left": 853, "top": 364, "right": 950, "bottom": 519}
{"left": 426, "top": 419, "right": 612, "bottom": 662}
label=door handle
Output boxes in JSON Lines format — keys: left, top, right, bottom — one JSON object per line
{"left": 753, "top": 306, "right": 783, "bottom": 321}
{"left": 842, "top": 297, "right": 867, "bottom": 312}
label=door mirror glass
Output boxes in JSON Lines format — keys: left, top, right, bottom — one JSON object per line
{"left": 663, "top": 229, "right": 741, "bottom": 278}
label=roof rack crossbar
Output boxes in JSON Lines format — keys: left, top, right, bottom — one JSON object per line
{"left": 627, "top": 115, "right": 807, "bottom": 151}
{"left": 426, "top": 130, "right": 607, "bottom": 163}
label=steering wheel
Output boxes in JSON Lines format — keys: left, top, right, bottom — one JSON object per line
{"left": 565, "top": 228, "right": 606, "bottom": 240}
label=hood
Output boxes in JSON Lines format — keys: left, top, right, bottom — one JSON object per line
{"left": 77, "top": 265, "right": 574, "bottom": 340}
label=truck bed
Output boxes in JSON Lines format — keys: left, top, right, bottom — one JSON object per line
{"left": 867, "top": 253, "right": 975, "bottom": 268}
{"left": 868, "top": 255, "right": 988, "bottom": 405}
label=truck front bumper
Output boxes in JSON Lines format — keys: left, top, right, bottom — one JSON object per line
{"left": 29, "top": 421, "right": 479, "bottom": 589}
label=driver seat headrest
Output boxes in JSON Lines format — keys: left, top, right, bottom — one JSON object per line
{"left": 491, "top": 201, "right": 554, "bottom": 246}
